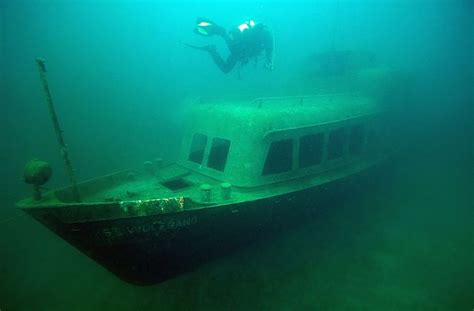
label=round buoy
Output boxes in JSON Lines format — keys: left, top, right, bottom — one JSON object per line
{"left": 23, "top": 159, "right": 52, "bottom": 186}
{"left": 23, "top": 159, "right": 52, "bottom": 201}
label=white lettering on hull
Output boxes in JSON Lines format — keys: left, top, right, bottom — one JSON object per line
{"left": 98, "top": 215, "right": 198, "bottom": 243}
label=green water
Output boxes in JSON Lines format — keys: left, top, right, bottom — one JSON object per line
{"left": 1, "top": 1, "right": 472, "bottom": 310}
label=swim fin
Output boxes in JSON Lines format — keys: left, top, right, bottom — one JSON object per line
{"left": 194, "top": 17, "right": 224, "bottom": 37}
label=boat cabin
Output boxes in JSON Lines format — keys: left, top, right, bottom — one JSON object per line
{"left": 177, "top": 94, "right": 381, "bottom": 188}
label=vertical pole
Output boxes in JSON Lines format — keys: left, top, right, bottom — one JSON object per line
{"left": 35, "top": 58, "right": 81, "bottom": 202}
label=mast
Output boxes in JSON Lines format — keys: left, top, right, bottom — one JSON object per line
{"left": 35, "top": 58, "right": 81, "bottom": 202}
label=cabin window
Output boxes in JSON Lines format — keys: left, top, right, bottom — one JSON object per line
{"left": 262, "top": 139, "right": 293, "bottom": 175}
{"left": 207, "top": 137, "right": 231, "bottom": 171}
{"left": 348, "top": 124, "right": 365, "bottom": 155}
{"left": 299, "top": 133, "right": 324, "bottom": 168}
{"left": 327, "top": 128, "right": 347, "bottom": 160}
{"left": 188, "top": 133, "right": 207, "bottom": 164}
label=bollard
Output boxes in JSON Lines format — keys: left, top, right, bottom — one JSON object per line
{"left": 200, "top": 184, "right": 211, "bottom": 202}
{"left": 220, "top": 182, "right": 232, "bottom": 200}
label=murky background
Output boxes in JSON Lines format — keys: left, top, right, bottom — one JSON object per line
{"left": 1, "top": 0, "right": 472, "bottom": 310}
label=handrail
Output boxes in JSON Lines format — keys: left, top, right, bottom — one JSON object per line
{"left": 251, "top": 93, "right": 358, "bottom": 108}
{"left": 195, "top": 92, "right": 363, "bottom": 107}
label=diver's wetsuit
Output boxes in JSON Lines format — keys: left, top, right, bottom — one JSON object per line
{"left": 199, "top": 22, "right": 274, "bottom": 73}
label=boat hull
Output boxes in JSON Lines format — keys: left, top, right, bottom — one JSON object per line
{"left": 25, "top": 163, "right": 384, "bottom": 285}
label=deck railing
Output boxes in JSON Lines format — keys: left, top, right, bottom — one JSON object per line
{"left": 194, "top": 92, "right": 362, "bottom": 108}
{"left": 250, "top": 93, "right": 361, "bottom": 108}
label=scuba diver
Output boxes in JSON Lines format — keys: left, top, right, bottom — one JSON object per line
{"left": 186, "top": 18, "right": 274, "bottom": 74}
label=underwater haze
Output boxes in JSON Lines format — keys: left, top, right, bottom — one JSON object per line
{"left": 1, "top": 0, "right": 473, "bottom": 310}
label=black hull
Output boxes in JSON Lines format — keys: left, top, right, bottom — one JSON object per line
{"left": 28, "top": 164, "right": 384, "bottom": 285}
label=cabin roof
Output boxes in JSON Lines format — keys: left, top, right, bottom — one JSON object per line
{"left": 189, "top": 94, "right": 376, "bottom": 132}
